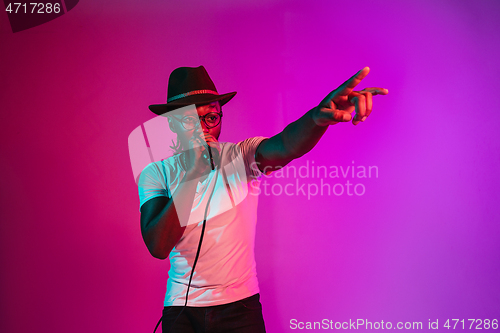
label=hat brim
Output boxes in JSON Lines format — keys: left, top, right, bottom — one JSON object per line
{"left": 149, "top": 92, "right": 236, "bottom": 115}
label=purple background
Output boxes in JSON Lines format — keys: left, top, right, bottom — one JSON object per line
{"left": 1, "top": 0, "right": 499, "bottom": 332}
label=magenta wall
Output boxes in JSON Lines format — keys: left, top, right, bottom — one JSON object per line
{"left": 1, "top": 1, "right": 499, "bottom": 332}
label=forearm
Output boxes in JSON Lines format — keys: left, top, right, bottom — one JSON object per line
{"left": 256, "top": 107, "right": 329, "bottom": 171}
{"left": 142, "top": 171, "right": 200, "bottom": 259}
{"left": 281, "top": 106, "right": 329, "bottom": 159}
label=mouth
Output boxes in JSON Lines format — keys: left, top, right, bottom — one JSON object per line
{"left": 202, "top": 134, "right": 221, "bottom": 154}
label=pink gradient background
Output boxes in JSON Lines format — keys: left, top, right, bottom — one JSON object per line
{"left": 1, "top": 0, "right": 499, "bottom": 332}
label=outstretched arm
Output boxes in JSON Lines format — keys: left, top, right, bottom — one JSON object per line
{"left": 255, "top": 67, "right": 388, "bottom": 172}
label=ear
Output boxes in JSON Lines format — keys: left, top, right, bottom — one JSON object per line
{"left": 167, "top": 117, "right": 177, "bottom": 133}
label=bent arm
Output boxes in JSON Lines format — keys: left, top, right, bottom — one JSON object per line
{"left": 140, "top": 170, "right": 201, "bottom": 259}
{"left": 256, "top": 107, "right": 328, "bottom": 172}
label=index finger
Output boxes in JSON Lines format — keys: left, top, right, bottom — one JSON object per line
{"left": 361, "top": 87, "right": 389, "bottom": 95}
{"left": 335, "top": 67, "right": 370, "bottom": 97}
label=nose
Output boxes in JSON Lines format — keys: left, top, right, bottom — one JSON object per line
{"left": 193, "top": 122, "right": 208, "bottom": 139}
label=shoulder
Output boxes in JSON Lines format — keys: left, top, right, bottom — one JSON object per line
{"left": 236, "top": 136, "right": 269, "bottom": 149}
{"left": 145, "top": 155, "right": 180, "bottom": 174}
{"left": 140, "top": 160, "right": 165, "bottom": 178}
{"left": 219, "top": 137, "right": 268, "bottom": 160}
{"left": 235, "top": 136, "right": 269, "bottom": 157}
{"left": 138, "top": 158, "right": 177, "bottom": 187}
{"left": 233, "top": 136, "right": 270, "bottom": 178}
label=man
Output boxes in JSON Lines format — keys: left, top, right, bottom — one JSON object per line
{"left": 138, "top": 66, "right": 388, "bottom": 332}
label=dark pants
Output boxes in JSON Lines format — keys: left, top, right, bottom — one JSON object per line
{"left": 161, "top": 293, "right": 266, "bottom": 333}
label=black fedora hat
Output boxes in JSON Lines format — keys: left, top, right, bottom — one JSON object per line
{"left": 149, "top": 66, "right": 237, "bottom": 114}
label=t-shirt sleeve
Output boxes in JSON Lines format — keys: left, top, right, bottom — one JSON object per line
{"left": 137, "top": 161, "right": 171, "bottom": 209}
{"left": 236, "top": 136, "right": 272, "bottom": 180}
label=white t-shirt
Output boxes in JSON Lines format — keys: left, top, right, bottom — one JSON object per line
{"left": 138, "top": 136, "right": 270, "bottom": 306}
